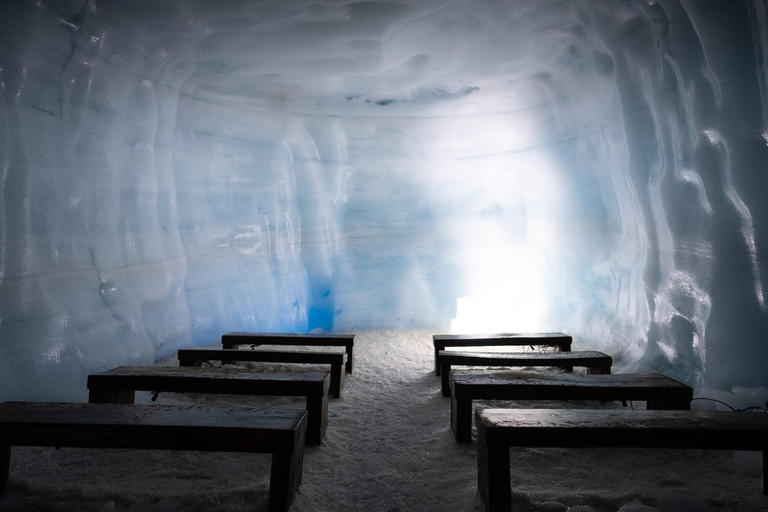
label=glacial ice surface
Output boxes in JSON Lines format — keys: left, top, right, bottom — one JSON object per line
{"left": 1, "top": 0, "right": 768, "bottom": 401}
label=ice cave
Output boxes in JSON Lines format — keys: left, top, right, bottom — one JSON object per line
{"left": 1, "top": 1, "right": 768, "bottom": 511}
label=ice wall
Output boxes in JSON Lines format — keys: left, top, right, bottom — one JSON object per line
{"left": 1, "top": 0, "right": 767, "bottom": 401}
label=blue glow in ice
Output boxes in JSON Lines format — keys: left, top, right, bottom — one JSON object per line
{"left": 1, "top": 0, "right": 767, "bottom": 402}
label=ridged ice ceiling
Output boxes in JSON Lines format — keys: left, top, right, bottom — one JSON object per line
{"left": 1, "top": 0, "right": 767, "bottom": 402}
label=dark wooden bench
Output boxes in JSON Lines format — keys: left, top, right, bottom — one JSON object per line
{"left": 450, "top": 371, "right": 692, "bottom": 442}
{"left": 438, "top": 350, "right": 612, "bottom": 397}
{"left": 0, "top": 402, "right": 307, "bottom": 512}
{"left": 476, "top": 408, "right": 768, "bottom": 512}
{"left": 433, "top": 333, "right": 572, "bottom": 376}
{"left": 178, "top": 348, "right": 348, "bottom": 398}
{"left": 223, "top": 333, "right": 355, "bottom": 374}
{"left": 88, "top": 366, "right": 330, "bottom": 445}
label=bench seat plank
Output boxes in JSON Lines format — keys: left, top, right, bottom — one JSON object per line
{"left": 476, "top": 408, "right": 768, "bottom": 511}
{"left": 438, "top": 351, "right": 612, "bottom": 396}
{"left": 450, "top": 371, "right": 693, "bottom": 442}
{"left": 223, "top": 333, "right": 355, "bottom": 374}
{"left": 433, "top": 333, "right": 572, "bottom": 376}
{"left": 0, "top": 402, "right": 307, "bottom": 512}
{"left": 178, "top": 349, "right": 348, "bottom": 398}
{"left": 87, "top": 366, "right": 330, "bottom": 445}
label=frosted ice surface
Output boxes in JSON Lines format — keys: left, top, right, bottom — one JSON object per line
{"left": 1, "top": 1, "right": 768, "bottom": 401}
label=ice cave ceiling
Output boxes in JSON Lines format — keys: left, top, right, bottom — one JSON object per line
{"left": 1, "top": 0, "right": 767, "bottom": 402}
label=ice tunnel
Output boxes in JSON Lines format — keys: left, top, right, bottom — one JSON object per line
{"left": 1, "top": 0, "right": 768, "bottom": 403}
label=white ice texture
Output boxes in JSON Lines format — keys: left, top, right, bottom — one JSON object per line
{"left": 1, "top": 0, "right": 767, "bottom": 402}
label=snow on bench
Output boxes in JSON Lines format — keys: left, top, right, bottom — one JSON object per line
{"left": 222, "top": 333, "right": 356, "bottom": 374}
{"left": 475, "top": 408, "right": 768, "bottom": 512}
{"left": 450, "top": 371, "right": 693, "bottom": 442}
{"left": 438, "top": 350, "right": 612, "bottom": 397}
{"left": 432, "top": 333, "right": 572, "bottom": 376}
{"left": 87, "top": 366, "right": 330, "bottom": 444}
{"left": 0, "top": 402, "right": 307, "bottom": 512}
{"left": 178, "top": 348, "right": 348, "bottom": 398}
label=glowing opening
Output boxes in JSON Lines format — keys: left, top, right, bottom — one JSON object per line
{"left": 444, "top": 150, "right": 566, "bottom": 334}
{"left": 449, "top": 249, "right": 546, "bottom": 334}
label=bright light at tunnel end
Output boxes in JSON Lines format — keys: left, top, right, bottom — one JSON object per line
{"left": 450, "top": 295, "right": 542, "bottom": 334}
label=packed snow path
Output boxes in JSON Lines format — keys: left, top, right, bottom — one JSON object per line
{"left": 3, "top": 331, "right": 767, "bottom": 511}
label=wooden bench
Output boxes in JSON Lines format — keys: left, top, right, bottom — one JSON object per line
{"left": 178, "top": 348, "right": 348, "bottom": 399}
{"left": 476, "top": 408, "right": 768, "bottom": 512}
{"left": 433, "top": 333, "right": 572, "bottom": 376}
{"left": 87, "top": 366, "right": 330, "bottom": 445}
{"left": 438, "top": 350, "right": 612, "bottom": 397}
{"left": 450, "top": 371, "right": 692, "bottom": 442}
{"left": 223, "top": 333, "right": 355, "bottom": 374}
{"left": 0, "top": 402, "right": 307, "bottom": 512}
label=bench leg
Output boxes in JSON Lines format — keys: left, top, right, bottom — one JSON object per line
{"left": 441, "top": 364, "right": 452, "bottom": 397}
{"left": 178, "top": 358, "right": 200, "bottom": 367}
{"left": 477, "top": 427, "right": 511, "bottom": 512}
{"left": 89, "top": 389, "right": 136, "bottom": 404}
{"left": 451, "top": 396, "right": 473, "bottom": 443}
{"left": 268, "top": 429, "right": 306, "bottom": 512}
{"left": 345, "top": 346, "right": 354, "bottom": 374}
{"left": 435, "top": 347, "right": 442, "bottom": 376}
{"left": 1, "top": 445, "right": 9, "bottom": 494}
{"left": 331, "top": 363, "right": 343, "bottom": 399}
{"left": 560, "top": 343, "right": 573, "bottom": 371}
{"left": 305, "top": 394, "right": 328, "bottom": 445}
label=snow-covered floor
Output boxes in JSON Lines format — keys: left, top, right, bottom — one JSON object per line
{"left": 3, "top": 331, "right": 767, "bottom": 512}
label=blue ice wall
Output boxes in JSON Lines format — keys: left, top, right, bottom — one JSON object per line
{"left": 1, "top": 0, "right": 767, "bottom": 401}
